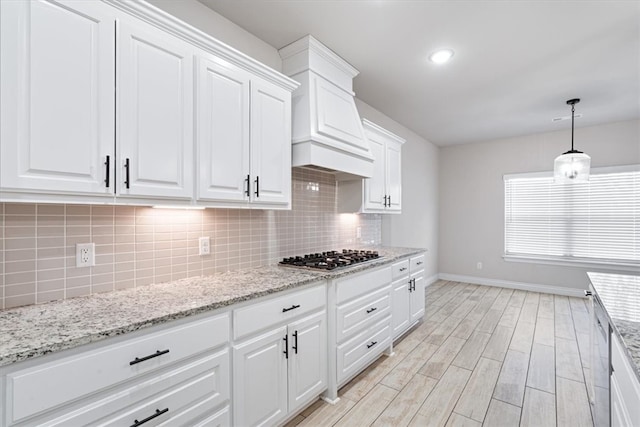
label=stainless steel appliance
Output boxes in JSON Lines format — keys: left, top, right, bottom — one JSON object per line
{"left": 279, "top": 249, "right": 380, "bottom": 270}
{"left": 586, "top": 287, "right": 611, "bottom": 426}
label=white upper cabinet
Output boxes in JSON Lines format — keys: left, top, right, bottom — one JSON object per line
{"left": 196, "top": 57, "right": 292, "bottom": 208}
{"left": 363, "top": 131, "right": 387, "bottom": 211}
{"left": 0, "top": 0, "right": 297, "bottom": 207}
{"left": 338, "top": 119, "right": 405, "bottom": 214}
{"left": 385, "top": 139, "right": 403, "bottom": 211}
{"left": 197, "top": 56, "right": 251, "bottom": 203}
{"left": 117, "top": 19, "right": 194, "bottom": 200}
{"left": 249, "top": 78, "right": 292, "bottom": 207}
{"left": 0, "top": 0, "right": 115, "bottom": 198}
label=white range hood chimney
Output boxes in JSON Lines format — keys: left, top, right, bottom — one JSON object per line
{"left": 279, "top": 35, "right": 374, "bottom": 179}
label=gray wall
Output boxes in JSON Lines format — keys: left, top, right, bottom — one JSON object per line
{"left": 438, "top": 119, "right": 640, "bottom": 291}
{"left": 147, "top": 0, "right": 282, "bottom": 70}
{"left": 356, "top": 99, "right": 440, "bottom": 281}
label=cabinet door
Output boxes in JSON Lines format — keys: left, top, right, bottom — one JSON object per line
{"left": 233, "top": 326, "right": 288, "bottom": 427}
{"left": 118, "top": 20, "right": 193, "bottom": 199}
{"left": 288, "top": 311, "right": 327, "bottom": 413}
{"left": 611, "top": 373, "right": 632, "bottom": 427}
{"left": 391, "top": 277, "right": 411, "bottom": 338}
{"left": 250, "top": 78, "right": 291, "bottom": 206}
{"left": 386, "top": 141, "right": 402, "bottom": 212}
{"left": 197, "top": 55, "right": 250, "bottom": 202}
{"left": 0, "top": 0, "right": 114, "bottom": 196}
{"left": 363, "top": 134, "right": 387, "bottom": 212}
{"left": 410, "top": 272, "right": 426, "bottom": 323}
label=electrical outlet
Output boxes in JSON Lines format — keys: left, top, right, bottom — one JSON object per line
{"left": 476, "top": 262, "right": 483, "bottom": 270}
{"left": 76, "top": 243, "right": 95, "bottom": 267}
{"left": 356, "top": 227, "right": 362, "bottom": 238}
{"left": 199, "top": 237, "right": 211, "bottom": 256}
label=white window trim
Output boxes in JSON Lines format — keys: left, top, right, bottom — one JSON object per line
{"left": 503, "top": 254, "right": 640, "bottom": 273}
{"left": 504, "top": 163, "right": 640, "bottom": 269}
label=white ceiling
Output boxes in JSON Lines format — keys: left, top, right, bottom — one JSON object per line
{"left": 199, "top": 0, "right": 640, "bottom": 146}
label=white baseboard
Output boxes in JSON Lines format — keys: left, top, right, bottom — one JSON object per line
{"left": 438, "top": 273, "right": 586, "bottom": 298}
{"left": 425, "top": 274, "right": 439, "bottom": 287}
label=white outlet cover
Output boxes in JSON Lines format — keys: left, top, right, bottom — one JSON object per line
{"left": 76, "top": 243, "right": 95, "bottom": 267}
{"left": 199, "top": 237, "right": 211, "bottom": 255}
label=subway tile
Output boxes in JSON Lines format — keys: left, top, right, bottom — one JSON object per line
{"left": 91, "top": 282, "right": 114, "bottom": 294}
{"left": 37, "top": 215, "right": 65, "bottom": 226}
{"left": 5, "top": 203, "right": 36, "bottom": 215}
{"left": 37, "top": 237, "right": 64, "bottom": 249}
{"left": 155, "top": 273, "right": 172, "bottom": 283}
{"left": 136, "top": 259, "right": 154, "bottom": 270}
{"left": 66, "top": 205, "right": 90, "bottom": 215}
{"left": 92, "top": 263, "right": 113, "bottom": 275}
{"left": 5, "top": 271, "right": 36, "bottom": 285}
{"left": 115, "top": 233, "right": 135, "bottom": 244}
{"left": 115, "top": 206, "right": 135, "bottom": 216}
{"left": 66, "top": 276, "right": 90, "bottom": 289}
{"left": 6, "top": 282, "right": 35, "bottom": 297}
{"left": 66, "top": 285, "right": 90, "bottom": 298}
{"left": 32, "top": 265, "right": 63, "bottom": 282}
{"left": 37, "top": 257, "right": 65, "bottom": 270}
{"left": 136, "top": 276, "right": 154, "bottom": 287}
{"left": 91, "top": 273, "right": 115, "bottom": 286}
{"left": 5, "top": 294, "right": 36, "bottom": 309}
{"left": 115, "top": 261, "right": 135, "bottom": 272}
{"left": 5, "top": 226, "right": 36, "bottom": 238}
{"left": 37, "top": 204, "right": 65, "bottom": 215}
{"left": 38, "top": 278, "right": 65, "bottom": 293}
{"left": 5, "top": 249, "right": 36, "bottom": 262}
{"left": 115, "top": 279, "right": 135, "bottom": 290}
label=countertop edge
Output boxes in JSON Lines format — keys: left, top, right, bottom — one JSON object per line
{"left": 588, "top": 272, "right": 640, "bottom": 384}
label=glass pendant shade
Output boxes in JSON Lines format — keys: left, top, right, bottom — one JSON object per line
{"left": 554, "top": 150, "right": 591, "bottom": 183}
{"left": 553, "top": 98, "right": 590, "bottom": 183}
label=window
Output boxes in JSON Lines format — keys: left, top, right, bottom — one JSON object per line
{"left": 504, "top": 165, "right": 640, "bottom": 269}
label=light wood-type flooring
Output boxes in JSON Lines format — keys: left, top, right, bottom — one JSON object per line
{"left": 285, "top": 280, "right": 595, "bottom": 427}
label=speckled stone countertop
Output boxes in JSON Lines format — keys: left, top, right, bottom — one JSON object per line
{"left": 588, "top": 272, "right": 640, "bottom": 382}
{"left": 0, "top": 246, "right": 424, "bottom": 368}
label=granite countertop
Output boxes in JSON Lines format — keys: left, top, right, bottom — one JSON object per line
{"left": 0, "top": 246, "right": 424, "bottom": 368}
{"left": 588, "top": 272, "right": 640, "bottom": 382}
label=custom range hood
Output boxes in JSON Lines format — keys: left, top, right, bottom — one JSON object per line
{"left": 279, "top": 35, "right": 374, "bottom": 179}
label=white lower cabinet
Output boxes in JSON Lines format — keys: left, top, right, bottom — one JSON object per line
{"left": 232, "top": 284, "right": 327, "bottom": 427}
{"left": 1, "top": 313, "right": 231, "bottom": 427}
{"left": 325, "top": 265, "right": 393, "bottom": 401}
{"left": 233, "top": 326, "right": 288, "bottom": 427}
{"left": 611, "top": 333, "right": 640, "bottom": 427}
{"left": 391, "top": 253, "right": 426, "bottom": 339}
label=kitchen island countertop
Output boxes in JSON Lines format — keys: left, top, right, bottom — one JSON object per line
{"left": 588, "top": 272, "right": 640, "bottom": 382}
{"left": 0, "top": 246, "right": 424, "bottom": 368}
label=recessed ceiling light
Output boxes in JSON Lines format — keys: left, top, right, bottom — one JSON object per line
{"left": 429, "top": 49, "right": 454, "bottom": 64}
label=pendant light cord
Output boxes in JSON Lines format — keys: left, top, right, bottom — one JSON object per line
{"left": 571, "top": 102, "right": 575, "bottom": 151}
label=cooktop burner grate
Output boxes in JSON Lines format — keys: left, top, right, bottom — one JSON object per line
{"left": 279, "top": 249, "right": 381, "bottom": 270}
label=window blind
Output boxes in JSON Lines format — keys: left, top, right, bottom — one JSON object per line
{"left": 504, "top": 165, "right": 640, "bottom": 267}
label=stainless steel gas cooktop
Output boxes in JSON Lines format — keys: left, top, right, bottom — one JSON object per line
{"left": 279, "top": 249, "right": 381, "bottom": 270}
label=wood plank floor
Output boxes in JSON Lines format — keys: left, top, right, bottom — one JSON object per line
{"left": 285, "top": 281, "right": 595, "bottom": 427}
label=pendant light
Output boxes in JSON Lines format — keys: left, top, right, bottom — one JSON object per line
{"left": 554, "top": 98, "right": 590, "bottom": 183}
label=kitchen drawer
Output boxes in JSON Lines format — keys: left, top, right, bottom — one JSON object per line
{"left": 190, "top": 405, "right": 230, "bottom": 427}
{"left": 28, "top": 349, "right": 229, "bottom": 427}
{"left": 336, "top": 315, "right": 391, "bottom": 385}
{"left": 95, "top": 353, "right": 224, "bottom": 427}
{"left": 336, "top": 266, "right": 392, "bottom": 305}
{"left": 336, "top": 286, "right": 391, "bottom": 342}
{"left": 7, "top": 313, "right": 229, "bottom": 423}
{"left": 391, "top": 259, "right": 410, "bottom": 280}
{"left": 410, "top": 254, "right": 425, "bottom": 271}
{"left": 233, "top": 283, "right": 325, "bottom": 340}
